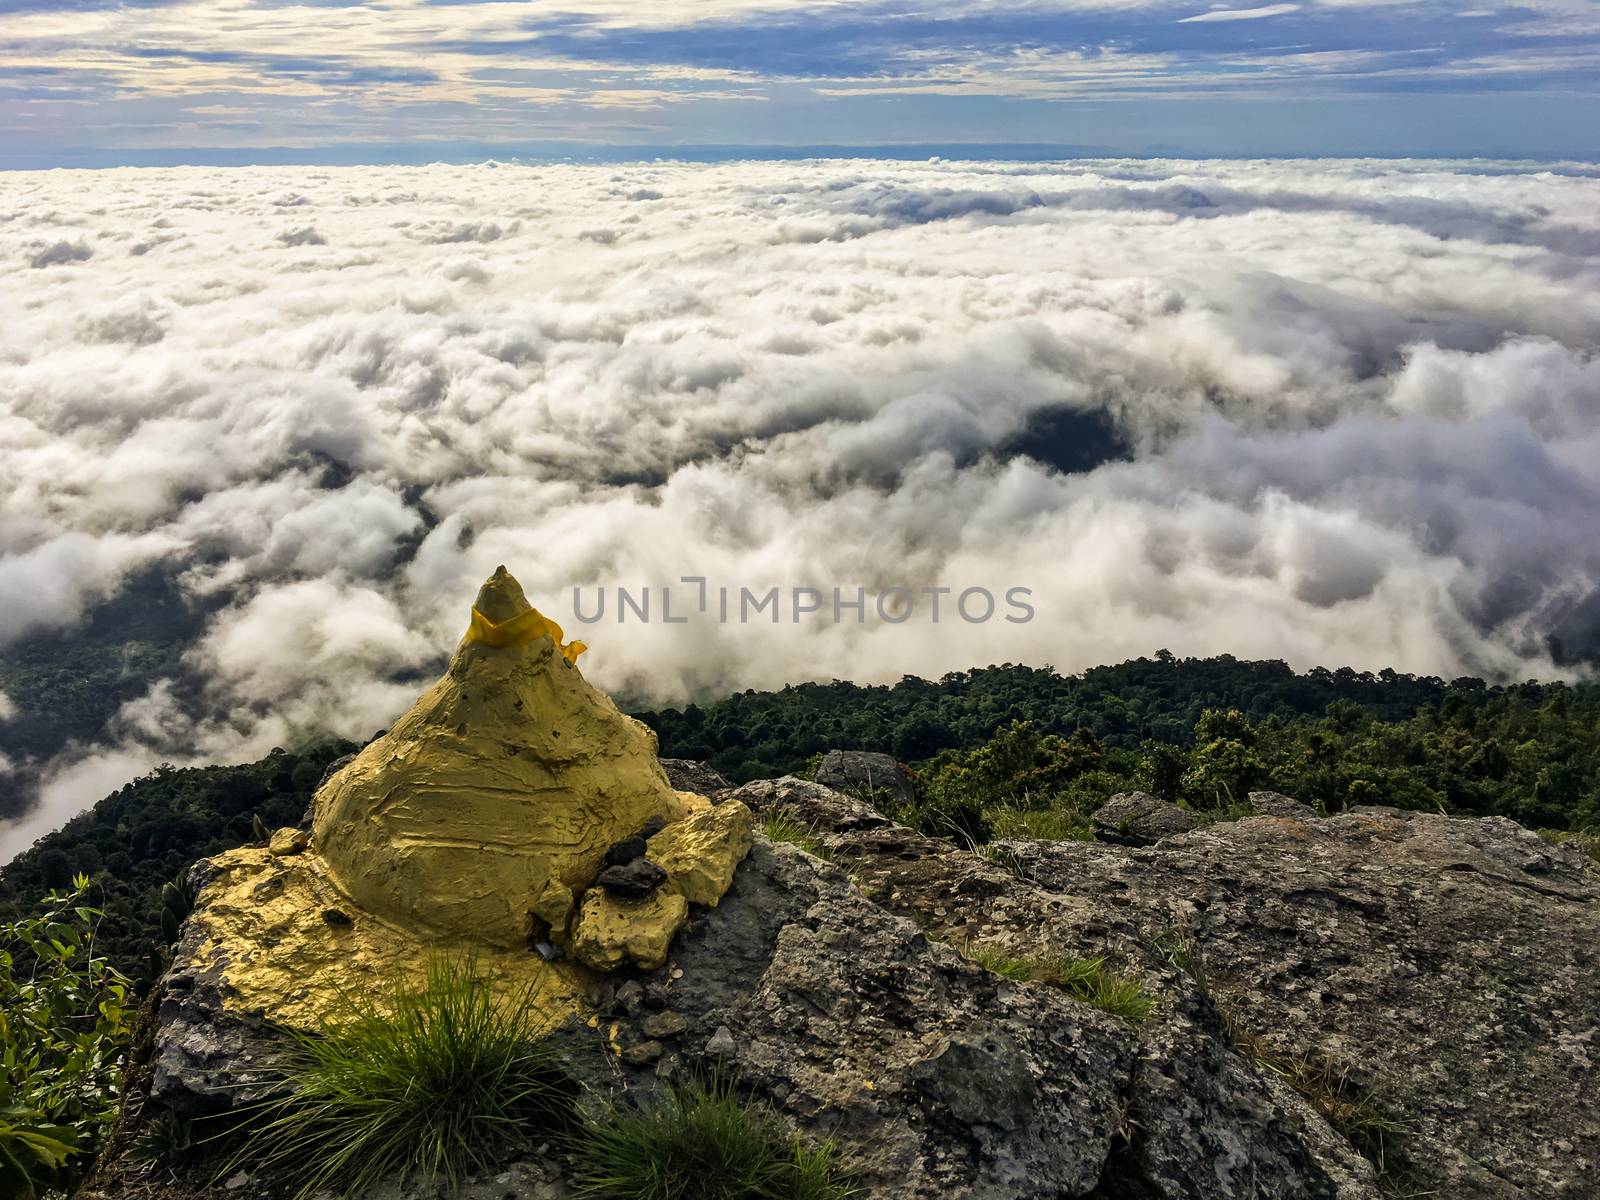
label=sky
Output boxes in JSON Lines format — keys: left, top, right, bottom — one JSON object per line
{"left": 2, "top": 155, "right": 1599, "bottom": 856}
{"left": 2, "top": 1, "right": 1599, "bottom": 165}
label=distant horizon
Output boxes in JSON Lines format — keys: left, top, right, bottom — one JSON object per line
{"left": 5, "top": 142, "right": 1600, "bottom": 173}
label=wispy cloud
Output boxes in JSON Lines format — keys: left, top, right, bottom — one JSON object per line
{"left": 1179, "top": 4, "right": 1301, "bottom": 23}
{"left": 0, "top": 1, "right": 1595, "bottom": 159}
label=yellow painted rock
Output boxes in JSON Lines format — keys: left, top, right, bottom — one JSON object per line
{"left": 531, "top": 878, "right": 575, "bottom": 934}
{"left": 312, "top": 566, "right": 683, "bottom": 948}
{"left": 177, "top": 847, "right": 586, "bottom": 1032}
{"left": 570, "top": 888, "right": 689, "bottom": 972}
{"left": 668, "top": 790, "right": 714, "bottom": 821}
{"left": 648, "top": 800, "right": 755, "bottom": 908}
{"left": 268, "top": 827, "right": 309, "bottom": 856}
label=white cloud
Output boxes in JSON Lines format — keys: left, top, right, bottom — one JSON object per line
{"left": 1180, "top": 4, "right": 1301, "bottom": 23}
{"left": 1, "top": 155, "right": 1599, "bottom": 855}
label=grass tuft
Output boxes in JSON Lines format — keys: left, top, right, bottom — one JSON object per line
{"left": 231, "top": 956, "right": 573, "bottom": 1197}
{"left": 572, "top": 1076, "right": 854, "bottom": 1200}
{"left": 1220, "top": 1013, "right": 1415, "bottom": 1194}
{"left": 957, "top": 943, "right": 1155, "bottom": 1022}
{"left": 985, "top": 804, "right": 1095, "bottom": 843}
{"left": 760, "top": 810, "right": 833, "bottom": 861}
{"left": 1540, "top": 828, "right": 1600, "bottom": 865}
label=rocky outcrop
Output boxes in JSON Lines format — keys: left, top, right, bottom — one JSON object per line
{"left": 120, "top": 769, "right": 1597, "bottom": 1200}
{"left": 621, "top": 839, "right": 1136, "bottom": 1199}
{"left": 814, "top": 749, "right": 916, "bottom": 808}
{"left": 1091, "top": 790, "right": 1201, "bottom": 845}
{"left": 736, "top": 778, "right": 1600, "bottom": 1200}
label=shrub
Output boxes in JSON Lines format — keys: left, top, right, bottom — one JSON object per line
{"left": 234, "top": 956, "right": 573, "bottom": 1197}
{"left": 0, "top": 876, "right": 132, "bottom": 1198}
{"left": 572, "top": 1076, "right": 853, "bottom": 1200}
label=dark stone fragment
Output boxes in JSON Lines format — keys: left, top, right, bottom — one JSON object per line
{"left": 597, "top": 858, "right": 668, "bottom": 899}
{"left": 605, "top": 835, "right": 649, "bottom": 867}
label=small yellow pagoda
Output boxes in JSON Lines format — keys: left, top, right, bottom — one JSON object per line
{"left": 177, "top": 566, "right": 752, "bottom": 1031}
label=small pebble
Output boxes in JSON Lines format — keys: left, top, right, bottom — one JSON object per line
{"left": 621, "top": 1039, "right": 664, "bottom": 1066}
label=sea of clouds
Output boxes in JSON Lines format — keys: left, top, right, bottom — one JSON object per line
{"left": 2, "top": 156, "right": 1599, "bottom": 855}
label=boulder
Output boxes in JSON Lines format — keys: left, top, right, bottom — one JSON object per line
{"left": 1092, "top": 791, "right": 1202, "bottom": 845}
{"left": 570, "top": 888, "right": 688, "bottom": 972}
{"left": 726, "top": 778, "right": 1377, "bottom": 1200}
{"left": 1249, "top": 790, "right": 1317, "bottom": 820}
{"left": 147, "top": 566, "right": 758, "bottom": 1108}
{"left": 647, "top": 799, "right": 755, "bottom": 907}
{"left": 312, "top": 566, "right": 683, "bottom": 948}
{"left": 814, "top": 750, "right": 915, "bottom": 808}
{"left": 732, "top": 776, "right": 895, "bottom": 834}
{"left": 659, "top": 759, "right": 733, "bottom": 797}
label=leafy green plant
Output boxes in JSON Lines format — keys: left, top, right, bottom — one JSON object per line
{"left": 128, "top": 1108, "right": 193, "bottom": 1168}
{"left": 958, "top": 943, "right": 1155, "bottom": 1022}
{"left": 572, "top": 1075, "right": 853, "bottom": 1200}
{"left": 233, "top": 956, "right": 573, "bottom": 1197}
{"left": 760, "top": 810, "right": 833, "bottom": 861}
{"left": 0, "top": 875, "right": 132, "bottom": 1198}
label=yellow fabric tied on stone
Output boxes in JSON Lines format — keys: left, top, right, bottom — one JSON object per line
{"left": 465, "top": 604, "right": 588, "bottom": 663}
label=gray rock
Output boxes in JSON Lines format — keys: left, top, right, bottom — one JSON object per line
{"left": 1249, "top": 790, "right": 1318, "bottom": 820}
{"left": 705, "top": 1025, "right": 737, "bottom": 1059}
{"left": 1001, "top": 810, "right": 1600, "bottom": 1199}
{"left": 620, "top": 1040, "right": 664, "bottom": 1067}
{"left": 660, "top": 838, "right": 1135, "bottom": 1199}
{"left": 1092, "top": 791, "right": 1202, "bottom": 846}
{"left": 612, "top": 979, "right": 645, "bottom": 1015}
{"left": 659, "top": 759, "right": 733, "bottom": 797}
{"left": 814, "top": 749, "right": 916, "bottom": 808}
{"left": 150, "top": 864, "right": 294, "bottom": 1114}
{"left": 731, "top": 780, "right": 1376, "bottom": 1200}
{"left": 730, "top": 775, "right": 896, "bottom": 835}
{"left": 639, "top": 1010, "right": 688, "bottom": 1039}
{"left": 596, "top": 857, "right": 667, "bottom": 898}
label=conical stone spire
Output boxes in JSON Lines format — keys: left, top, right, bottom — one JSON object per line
{"left": 313, "top": 566, "right": 679, "bottom": 947}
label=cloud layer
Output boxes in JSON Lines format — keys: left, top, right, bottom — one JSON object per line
{"left": 2, "top": 155, "right": 1599, "bottom": 855}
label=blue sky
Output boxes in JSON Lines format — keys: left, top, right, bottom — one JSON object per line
{"left": 3, "top": 1, "right": 1598, "bottom": 165}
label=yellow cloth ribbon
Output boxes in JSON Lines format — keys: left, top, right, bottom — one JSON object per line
{"left": 465, "top": 605, "right": 588, "bottom": 663}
